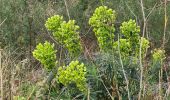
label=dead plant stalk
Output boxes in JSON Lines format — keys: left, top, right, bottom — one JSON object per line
{"left": 118, "top": 35, "right": 131, "bottom": 100}
{"left": 138, "top": 0, "right": 146, "bottom": 99}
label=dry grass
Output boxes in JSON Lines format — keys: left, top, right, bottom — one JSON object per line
{"left": 0, "top": 48, "right": 44, "bottom": 99}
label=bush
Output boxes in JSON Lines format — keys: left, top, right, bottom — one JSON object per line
{"left": 32, "top": 5, "right": 167, "bottom": 99}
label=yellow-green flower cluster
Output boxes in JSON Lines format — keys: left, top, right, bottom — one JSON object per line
{"left": 152, "top": 49, "right": 166, "bottom": 61}
{"left": 140, "top": 37, "right": 150, "bottom": 56}
{"left": 119, "top": 19, "right": 149, "bottom": 57}
{"left": 113, "top": 39, "right": 131, "bottom": 57}
{"left": 45, "top": 15, "right": 82, "bottom": 57}
{"left": 57, "top": 61, "right": 87, "bottom": 92}
{"left": 33, "top": 41, "right": 57, "bottom": 71}
{"left": 120, "top": 19, "right": 140, "bottom": 40}
{"left": 120, "top": 19, "right": 140, "bottom": 51}
{"left": 45, "top": 15, "right": 63, "bottom": 31}
{"left": 89, "top": 6, "right": 116, "bottom": 51}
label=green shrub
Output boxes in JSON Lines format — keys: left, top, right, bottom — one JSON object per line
{"left": 32, "top": 41, "right": 57, "bottom": 71}
{"left": 140, "top": 37, "right": 150, "bottom": 57}
{"left": 89, "top": 6, "right": 116, "bottom": 51}
{"left": 32, "top": 5, "right": 169, "bottom": 99}
{"left": 45, "top": 15, "right": 64, "bottom": 32}
{"left": 120, "top": 19, "right": 140, "bottom": 54}
{"left": 113, "top": 39, "right": 131, "bottom": 58}
{"left": 152, "top": 48, "right": 166, "bottom": 62}
{"left": 119, "top": 19, "right": 150, "bottom": 58}
{"left": 45, "top": 15, "right": 82, "bottom": 57}
{"left": 57, "top": 60, "right": 87, "bottom": 92}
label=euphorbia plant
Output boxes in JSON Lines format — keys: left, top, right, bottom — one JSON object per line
{"left": 32, "top": 41, "right": 57, "bottom": 71}
{"left": 33, "top": 15, "right": 88, "bottom": 97}
{"left": 89, "top": 6, "right": 116, "bottom": 51}
{"left": 152, "top": 48, "right": 166, "bottom": 62}
{"left": 45, "top": 15, "right": 82, "bottom": 57}
{"left": 57, "top": 60, "right": 87, "bottom": 92}
{"left": 146, "top": 49, "right": 166, "bottom": 86}
{"left": 31, "top": 5, "right": 162, "bottom": 99}
{"left": 120, "top": 19, "right": 140, "bottom": 56}
{"left": 113, "top": 39, "right": 131, "bottom": 58}
{"left": 119, "top": 19, "right": 149, "bottom": 58}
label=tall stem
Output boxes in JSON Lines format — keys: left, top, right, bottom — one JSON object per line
{"left": 118, "top": 34, "right": 131, "bottom": 100}
{"left": 0, "top": 49, "right": 3, "bottom": 99}
{"left": 63, "top": 0, "right": 70, "bottom": 20}
{"left": 162, "top": 0, "right": 167, "bottom": 48}
{"left": 139, "top": 0, "right": 146, "bottom": 99}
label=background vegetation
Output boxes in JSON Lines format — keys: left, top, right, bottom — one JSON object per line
{"left": 0, "top": 0, "right": 170, "bottom": 99}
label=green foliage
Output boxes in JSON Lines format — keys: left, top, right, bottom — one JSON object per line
{"left": 45, "top": 15, "right": 64, "bottom": 32}
{"left": 119, "top": 19, "right": 150, "bottom": 58}
{"left": 113, "top": 39, "right": 131, "bottom": 57}
{"left": 140, "top": 37, "right": 150, "bottom": 56}
{"left": 152, "top": 48, "right": 166, "bottom": 62}
{"left": 146, "top": 49, "right": 166, "bottom": 85}
{"left": 2, "top": 0, "right": 170, "bottom": 99}
{"left": 120, "top": 19, "right": 140, "bottom": 39}
{"left": 56, "top": 20, "right": 82, "bottom": 56}
{"left": 57, "top": 60, "right": 87, "bottom": 92}
{"left": 89, "top": 6, "right": 116, "bottom": 51}
{"left": 45, "top": 15, "right": 82, "bottom": 57}
{"left": 120, "top": 19, "right": 140, "bottom": 51}
{"left": 32, "top": 41, "right": 57, "bottom": 71}
{"left": 13, "top": 96, "right": 26, "bottom": 100}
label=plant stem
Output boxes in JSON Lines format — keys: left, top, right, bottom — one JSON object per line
{"left": 162, "top": 0, "right": 167, "bottom": 48}
{"left": 63, "top": 0, "right": 70, "bottom": 20}
{"left": 0, "top": 49, "right": 3, "bottom": 99}
{"left": 0, "top": 18, "right": 7, "bottom": 27}
{"left": 139, "top": 0, "right": 146, "bottom": 99}
{"left": 118, "top": 34, "right": 131, "bottom": 100}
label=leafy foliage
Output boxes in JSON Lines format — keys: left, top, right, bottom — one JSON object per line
{"left": 32, "top": 41, "right": 57, "bottom": 71}
{"left": 152, "top": 48, "right": 166, "bottom": 62}
{"left": 140, "top": 37, "right": 150, "bottom": 56}
{"left": 89, "top": 6, "right": 116, "bottom": 51}
{"left": 2, "top": 0, "right": 170, "bottom": 99}
{"left": 120, "top": 19, "right": 140, "bottom": 39}
{"left": 45, "top": 15, "right": 64, "bottom": 32}
{"left": 29, "top": 4, "right": 167, "bottom": 100}
{"left": 146, "top": 49, "right": 166, "bottom": 85}
{"left": 120, "top": 19, "right": 140, "bottom": 53}
{"left": 57, "top": 60, "right": 87, "bottom": 92}
{"left": 113, "top": 39, "right": 131, "bottom": 57}
{"left": 45, "top": 15, "right": 82, "bottom": 57}
{"left": 119, "top": 19, "right": 150, "bottom": 58}
{"left": 13, "top": 96, "right": 26, "bottom": 100}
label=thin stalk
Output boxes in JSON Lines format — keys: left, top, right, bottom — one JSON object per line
{"left": 87, "top": 88, "right": 90, "bottom": 100}
{"left": 101, "top": 79, "right": 114, "bottom": 100}
{"left": 138, "top": 0, "right": 146, "bottom": 99}
{"left": 160, "top": 0, "right": 167, "bottom": 99}
{"left": 27, "top": 86, "right": 36, "bottom": 100}
{"left": 0, "top": 49, "right": 3, "bottom": 99}
{"left": 63, "top": 0, "right": 70, "bottom": 20}
{"left": 0, "top": 18, "right": 7, "bottom": 27}
{"left": 158, "top": 69, "right": 162, "bottom": 100}
{"left": 162, "top": 0, "right": 167, "bottom": 48}
{"left": 159, "top": 60, "right": 163, "bottom": 100}
{"left": 118, "top": 34, "right": 131, "bottom": 100}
